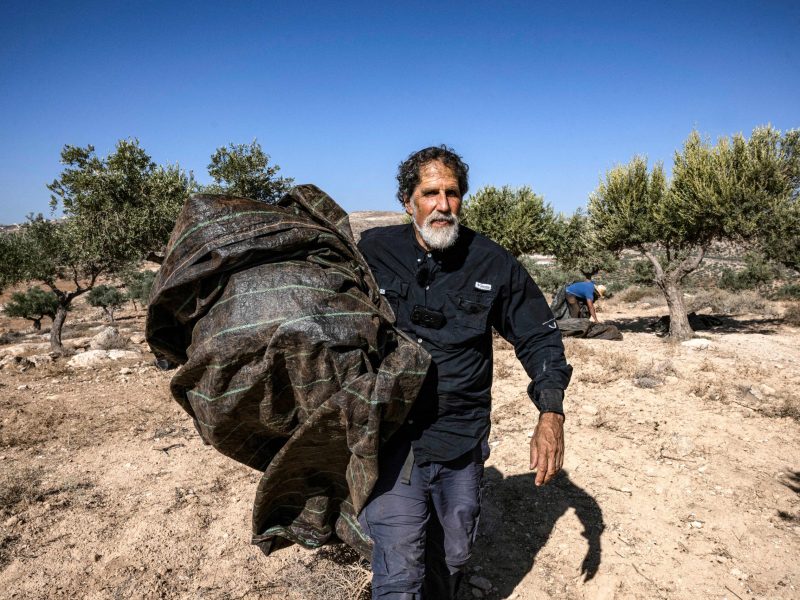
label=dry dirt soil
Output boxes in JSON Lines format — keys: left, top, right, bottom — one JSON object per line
{"left": 1, "top": 283, "right": 799, "bottom": 600}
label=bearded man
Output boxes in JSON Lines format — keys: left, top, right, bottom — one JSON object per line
{"left": 357, "top": 145, "right": 572, "bottom": 599}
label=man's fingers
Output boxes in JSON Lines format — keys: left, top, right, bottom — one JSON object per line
{"left": 529, "top": 436, "right": 538, "bottom": 471}
{"left": 535, "top": 449, "right": 548, "bottom": 486}
{"left": 544, "top": 449, "right": 557, "bottom": 484}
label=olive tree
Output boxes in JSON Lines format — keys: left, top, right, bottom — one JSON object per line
{"left": 589, "top": 126, "right": 799, "bottom": 340}
{"left": 2, "top": 287, "right": 59, "bottom": 331}
{"left": 550, "top": 208, "right": 617, "bottom": 278}
{"left": 88, "top": 285, "right": 127, "bottom": 324}
{"left": 461, "top": 185, "right": 557, "bottom": 257}
{"left": 202, "top": 140, "right": 293, "bottom": 203}
{"left": 0, "top": 140, "right": 192, "bottom": 352}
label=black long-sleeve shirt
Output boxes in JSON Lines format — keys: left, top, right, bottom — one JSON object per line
{"left": 358, "top": 224, "right": 572, "bottom": 464}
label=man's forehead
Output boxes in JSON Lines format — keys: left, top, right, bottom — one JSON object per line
{"left": 418, "top": 161, "right": 458, "bottom": 184}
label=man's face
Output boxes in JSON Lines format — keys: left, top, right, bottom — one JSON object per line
{"left": 404, "top": 160, "right": 462, "bottom": 251}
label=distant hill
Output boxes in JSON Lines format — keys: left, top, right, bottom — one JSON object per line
{"left": 348, "top": 210, "right": 407, "bottom": 242}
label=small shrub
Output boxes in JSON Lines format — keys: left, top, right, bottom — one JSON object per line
{"left": 687, "top": 289, "right": 773, "bottom": 315}
{"left": 521, "top": 260, "right": 583, "bottom": 295}
{"left": 718, "top": 253, "right": 780, "bottom": 292}
{"left": 774, "top": 284, "right": 800, "bottom": 300}
{"left": 783, "top": 303, "right": 800, "bottom": 327}
{"left": 616, "top": 286, "right": 661, "bottom": 304}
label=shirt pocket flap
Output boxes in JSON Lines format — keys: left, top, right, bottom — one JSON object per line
{"left": 447, "top": 291, "right": 494, "bottom": 332}
{"left": 378, "top": 276, "right": 408, "bottom": 299}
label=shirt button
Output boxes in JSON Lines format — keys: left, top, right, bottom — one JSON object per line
{"left": 417, "top": 258, "right": 422, "bottom": 262}
{"left": 426, "top": 253, "right": 432, "bottom": 258}
{"left": 417, "top": 338, "right": 423, "bottom": 344}
{"left": 426, "top": 285, "right": 430, "bottom": 290}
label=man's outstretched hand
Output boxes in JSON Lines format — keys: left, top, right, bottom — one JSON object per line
{"left": 529, "top": 412, "right": 565, "bottom": 486}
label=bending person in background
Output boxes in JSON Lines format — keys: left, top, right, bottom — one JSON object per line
{"left": 565, "top": 279, "right": 606, "bottom": 323}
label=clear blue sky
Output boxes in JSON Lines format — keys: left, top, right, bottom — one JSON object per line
{"left": 1, "top": 1, "right": 798, "bottom": 224}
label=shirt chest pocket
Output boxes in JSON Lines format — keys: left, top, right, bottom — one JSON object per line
{"left": 447, "top": 291, "right": 494, "bottom": 334}
{"left": 378, "top": 276, "right": 408, "bottom": 322}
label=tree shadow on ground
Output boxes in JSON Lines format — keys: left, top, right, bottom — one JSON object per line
{"left": 466, "top": 468, "right": 604, "bottom": 599}
{"left": 608, "top": 315, "right": 784, "bottom": 336}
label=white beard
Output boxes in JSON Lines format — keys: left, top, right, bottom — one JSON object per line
{"left": 413, "top": 209, "right": 460, "bottom": 250}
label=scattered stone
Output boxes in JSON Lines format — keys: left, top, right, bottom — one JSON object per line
{"left": 130, "top": 333, "right": 146, "bottom": 344}
{"left": 730, "top": 567, "right": 748, "bottom": 580}
{"left": 638, "top": 302, "right": 652, "bottom": 309}
{"left": 89, "top": 327, "right": 128, "bottom": 350}
{"left": 28, "top": 354, "right": 54, "bottom": 367}
{"left": 16, "top": 384, "right": 29, "bottom": 390}
{"left": 107, "top": 350, "right": 140, "bottom": 361}
{"left": 4, "top": 515, "right": 19, "bottom": 527}
{"left": 666, "top": 434, "right": 695, "bottom": 458}
{"left": 119, "top": 367, "right": 133, "bottom": 375}
{"left": 65, "top": 337, "right": 92, "bottom": 350}
{"left": 0, "top": 344, "right": 29, "bottom": 358}
{"left": 749, "top": 387, "right": 763, "bottom": 400}
{"left": 681, "top": 338, "right": 710, "bottom": 350}
{"left": 94, "top": 553, "right": 102, "bottom": 562}
{"left": 469, "top": 576, "right": 492, "bottom": 592}
{"left": 759, "top": 384, "right": 776, "bottom": 397}
{"left": 689, "top": 520, "right": 703, "bottom": 529}
{"left": 634, "top": 376, "right": 662, "bottom": 389}
{"left": 581, "top": 404, "right": 599, "bottom": 416}
{"left": 67, "top": 350, "right": 111, "bottom": 368}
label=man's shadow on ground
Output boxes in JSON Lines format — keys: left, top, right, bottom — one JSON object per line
{"left": 467, "top": 468, "right": 604, "bottom": 598}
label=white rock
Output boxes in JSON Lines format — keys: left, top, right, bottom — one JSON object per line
{"left": 65, "top": 337, "right": 92, "bottom": 350}
{"left": 730, "top": 567, "right": 748, "bottom": 580}
{"left": 759, "top": 384, "right": 776, "bottom": 397}
{"left": 28, "top": 354, "right": 54, "bottom": 367}
{"left": 67, "top": 350, "right": 111, "bottom": 368}
{"left": 690, "top": 520, "right": 703, "bottom": 528}
{"left": 749, "top": 387, "right": 763, "bottom": 400}
{"left": 681, "top": 338, "right": 710, "bottom": 350}
{"left": 129, "top": 333, "right": 146, "bottom": 344}
{"left": 119, "top": 367, "right": 133, "bottom": 375}
{"left": 107, "top": 350, "right": 139, "bottom": 361}
{"left": 89, "top": 327, "right": 128, "bottom": 350}
{"left": 0, "top": 344, "right": 30, "bottom": 358}
{"left": 581, "top": 404, "right": 599, "bottom": 416}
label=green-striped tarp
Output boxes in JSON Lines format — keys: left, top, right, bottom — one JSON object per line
{"left": 146, "top": 186, "right": 430, "bottom": 558}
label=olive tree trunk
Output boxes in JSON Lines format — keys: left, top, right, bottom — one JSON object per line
{"left": 50, "top": 304, "right": 68, "bottom": 353}
{"left": 641, "top": 245, "right": 707, "bottom": 342}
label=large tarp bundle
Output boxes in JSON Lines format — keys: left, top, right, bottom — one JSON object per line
{"left": 146, "top": 186, "right": 430, "bottom": 558}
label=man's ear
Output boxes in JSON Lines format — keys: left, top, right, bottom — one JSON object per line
{"left": 403, "top": 196, "right": 414, "bottom": 216}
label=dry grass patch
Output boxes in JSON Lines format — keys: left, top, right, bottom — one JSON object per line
{"left": 687, "top": 289, "right": 777, "bottom": 316}
{"left": 0, "top": 467, "right": 43, "bottom": 515}
{"left": 575, "top": 348, "right": 639, "bottom": 384}
{"left": 290, "top": 545, "right": 371, "bottom": 600}
{"left": 614, "top": 286, "right": 663, "bottom": 304}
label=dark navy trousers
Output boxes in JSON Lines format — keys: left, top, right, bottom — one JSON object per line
{"left": 359, "top": 439, "right": 485, "bottom": 599}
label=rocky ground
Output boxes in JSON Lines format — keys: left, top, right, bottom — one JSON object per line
{"left": 1, "top": 279, "right": 799, "bottom": 599}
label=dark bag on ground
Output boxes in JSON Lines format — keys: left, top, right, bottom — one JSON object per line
{"left": 146, "top": 186, "right": 430, "bottom": 559}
